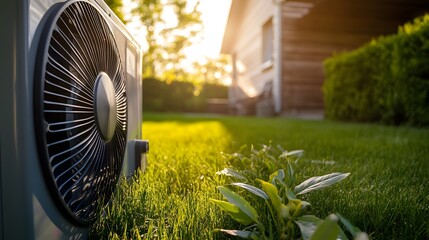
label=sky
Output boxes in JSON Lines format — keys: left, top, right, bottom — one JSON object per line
{"left": 185, "top": 0, "right": 232, "bottom": 59}
{"left": 123, "top": 0, "right": 232, "bottom": 62}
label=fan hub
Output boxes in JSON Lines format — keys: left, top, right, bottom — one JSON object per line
{"left": 94, "top": 72, "right": 117, "bottom": 141}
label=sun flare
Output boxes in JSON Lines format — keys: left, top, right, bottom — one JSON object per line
{"left": 122, "top": 0, "right": 231, "bottom": 61}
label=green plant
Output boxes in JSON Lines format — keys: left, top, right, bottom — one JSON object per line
{"left": 220, "top": 144, "right": 304, "bottom": 181}
{"left": 212, "top": 149, "right": 367, "bottom": 240}
{"left": 323, "top": 14, "right": 429, "bottom": 126}
{"left": 91, "top": 113, "right": 429, "bottom": 239}
{"left": 142, "top": 77, "right": 228, "bottom": 113}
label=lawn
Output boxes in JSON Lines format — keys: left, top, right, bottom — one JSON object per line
{"left": 91, "top": 113, "right": 429, "bottom": 239}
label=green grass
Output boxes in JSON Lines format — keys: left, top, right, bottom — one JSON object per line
{"left": 91, "top": 113, "right": 429, "bottom": 239}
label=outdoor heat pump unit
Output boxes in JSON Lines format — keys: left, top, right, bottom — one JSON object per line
{"left": 0, "top": 0, "right": 147, "bottom": 239}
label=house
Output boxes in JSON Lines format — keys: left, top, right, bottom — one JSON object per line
{"left": 221, "top": 0, "right": 429, "bottom": 118}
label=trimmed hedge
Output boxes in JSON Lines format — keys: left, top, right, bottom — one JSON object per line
{"left": 323, "top": 15, "right": 429, "bottom": 126}
{"left": 142, "top": 78, "right": 228, "bottom": 112}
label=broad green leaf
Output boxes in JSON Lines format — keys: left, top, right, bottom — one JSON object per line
{"left": 220, "top": 229, "right": 257, "bottom": 239}
{"left": 336, "top": 213, "right": 359, "bottom": 237}
{"left": 310, "top": 214, "right": 340, "bottom": 240}
{"left": 218, "top": 186, "right": 258, "bottom": 223}
{"left": 280, "top": 204, "right": 291, "bottom": 219}
{"left": 259, "top": 180, "right": 282, "bottom": 211}
{"left": 294, "top": 172, "right": 350, "bottom": 195}
{"left": 210, "top": 199, "right": 254, "bottom": 225}
{"left": 300, "top": 200, "right": 311, "bottom": 213}
{"left": 355, "top": 232, "right": 369, "bottom": 240}
{"left": 338, "top": 228, "right": 349, "bottom": 240}
{"left": 286, "top": 187, "right": 298, "bottom": 201}
{"left": 216, "top": 168, "right": 246, "bottom": 180}
{"left": 336, "top": 213, "right": 367, "bottom": 240}
{"left": 290, "top": 199, "right": 311, "bottom": 218}
{"left": 294, "top": 215, "right": 323, "bottom": 240}
{"left": 231, "top": 182, "right": 268, "bottom": 200}
{"left": 301, "top": 214, "right": 347, "bottom": 240}
{"left": 269, "top": 169, "right": 285, "bottom": 185}
{"left": 286, "top": 160, "right": 295, "bottom": 186}
{"left": 280, "top": 150, "right": 304, "bottom": 158}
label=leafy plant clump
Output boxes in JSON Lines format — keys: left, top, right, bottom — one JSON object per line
{"left": 212, "top": 147, "right": 368, "bottom": 240}
{"left": 323, "top": 14, "right": 429, "bottom": 126}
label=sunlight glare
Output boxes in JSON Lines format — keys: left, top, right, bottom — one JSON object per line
{"left": 122, "top": 0, "right": 232, "bottom": 61}
{"left": 222, "top": 77, "right": 232, "bottom": 86}
{"left": 185, "top": 0, "right": 232, "bottom": 60}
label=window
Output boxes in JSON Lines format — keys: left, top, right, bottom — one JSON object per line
{"left": 262, "top": 18, "right": 273, "bottom": 64}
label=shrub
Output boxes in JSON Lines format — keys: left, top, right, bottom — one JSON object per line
{"left": 163, "top": 81, "right": 195, "bottom": 111}
{"left": 323, "top": 14, "right": 429, "bottom": 126}
{"left": 199, "top": 83, "right": 228, "bottom": 99}
{"left": 142, "top": 77, "right": 228, "bottom": 112}
{"left": 142, "top": 77, "right": 167, "bottom": 111}
{"left": 213, "top": 146, "right": 367, "bottom": 240}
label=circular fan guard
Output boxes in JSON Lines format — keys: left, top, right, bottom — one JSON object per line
{"left": 34, "top": 0, "right": 127, "bottom": 224}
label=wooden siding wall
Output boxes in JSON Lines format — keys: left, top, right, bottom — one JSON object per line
{"left": 280, "top": 0, "right": 429, "bottom": 114}
{"left": 229, "top": 0, "right": 275, "bottom": 101}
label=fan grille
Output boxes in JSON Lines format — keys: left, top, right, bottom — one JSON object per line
{"left": 34, "top": 0, "right": 127, "bottom": 224}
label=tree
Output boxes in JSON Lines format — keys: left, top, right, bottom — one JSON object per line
{"left": 104, "top": 0, "right": 126, "bottom": 23}
{"left": 163, "top": 0, "right": 202, "bottom": 81}
{"left": 192, "top": 55, "right": 231, "bottom": 85}
{"left": 133, "top": 0, "right": 163, "bottom": 78}
{"left": 132, "top": 0, "right": 203, "bottom": 79}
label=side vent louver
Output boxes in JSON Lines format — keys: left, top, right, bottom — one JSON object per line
{"left": 34, "top": 0, "right": 127, "bottom": 225}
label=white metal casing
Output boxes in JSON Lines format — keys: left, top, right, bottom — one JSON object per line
{"left": 0, "top": 0, "right": 142, "bottom": 239}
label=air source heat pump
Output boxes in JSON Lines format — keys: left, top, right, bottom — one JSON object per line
{"left": 0, "top": 0, "right": 147, "bottom": 239}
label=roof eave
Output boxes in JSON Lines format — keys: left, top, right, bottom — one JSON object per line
{"left": 221, "top": 0, "right": 243, "bottom": 54}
